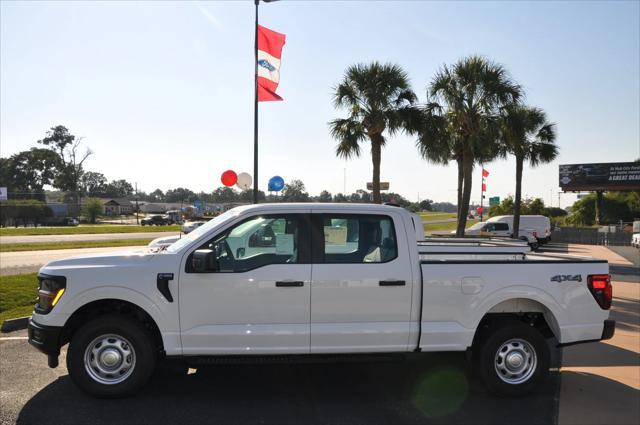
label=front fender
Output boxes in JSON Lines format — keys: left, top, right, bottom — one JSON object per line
{"left": 33, "top": 285, "right": 182, "bottom": 356}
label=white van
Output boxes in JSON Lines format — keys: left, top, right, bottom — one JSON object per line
{"left": 462, "top": 220, "right": 540, "bottom": 249}
{"left": 487, "top": 215, "right": 552, "bottom": 244}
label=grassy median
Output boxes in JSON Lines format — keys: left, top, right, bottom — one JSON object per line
{"left": 418, "top": 212, "right": 457, "bottom": 221}
{"left": 0, "top": 273, "right": 37, "bottom": 323}
{"left": 424, "top": 219, "right": 478, "bottom": 234}
{"left": 0, "top": 224, "right": 180, "bottom": 237}
{"left": 0, "top": 238, "right": 154, "bottom": 253}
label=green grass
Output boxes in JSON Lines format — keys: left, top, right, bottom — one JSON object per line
{"left": 418, "top": 212, "right": 457, "bottom": 221}
{"left": 423, "top": 219, "right": 479, "bottom": 234}
{"left": 0, "top": 224, "right": 180, "bottom": 237}
{"left": 0, "top": 238, "right": 154, "bottom": 252}
{"left": 0, "top": 273, "right": 37, "bottom": 323}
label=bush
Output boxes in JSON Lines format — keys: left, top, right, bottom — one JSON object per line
{"left": 0, "top": 200, "right": 53, "bottom": 227}
{"left": 82, "top": 198, "right": 103, "bottom": 224}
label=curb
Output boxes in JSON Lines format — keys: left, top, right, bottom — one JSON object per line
{"left": 1, "top": 316, "right": 30, "bottom": 333}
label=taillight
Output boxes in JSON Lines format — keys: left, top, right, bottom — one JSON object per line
{"left": 588, "top": 274, "right": 612, "bottom": 310}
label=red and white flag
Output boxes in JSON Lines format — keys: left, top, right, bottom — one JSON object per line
{"left": 257, "top": 25, "right": 286, "bottom": 101}
{"left": 482, "top": 169, "right": 489, "bottom": 178}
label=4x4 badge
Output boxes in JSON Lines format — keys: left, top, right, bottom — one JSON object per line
{"left": 550, "top": 274, "right": 582, "bottom": 283}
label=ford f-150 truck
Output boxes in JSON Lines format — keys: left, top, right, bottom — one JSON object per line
{"left": 28, "top": 203, "right": 615, "bottom": 398}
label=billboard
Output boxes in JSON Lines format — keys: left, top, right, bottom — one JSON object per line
{"left": 559, "top": 162, "right": 640, "bottom": 191}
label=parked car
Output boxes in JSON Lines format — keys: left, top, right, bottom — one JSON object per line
{"left": 181, "top": 220, "right": 206, "bottom": 234}
{"left": 141, "top": 215, "right": 170, "bottom": 226}
{"left": 632, "top": 232, "right": 640, "bottom": 249}
{"left": 64, "top": 217, "right": 79, "bottom": 226}
{"left": 28, "top": 203, "right": 614, "bottom": 398}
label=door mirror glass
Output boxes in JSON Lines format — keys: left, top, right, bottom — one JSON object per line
{"left": 192, "top": 249, "right": 218, "bottom": 273}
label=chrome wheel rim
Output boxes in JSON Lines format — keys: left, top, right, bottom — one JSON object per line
{"left": 494, "top": 338, "right": 537, "bottom": 385}
{"left": 84, "top": 334, "right": 136, "bottom": 385}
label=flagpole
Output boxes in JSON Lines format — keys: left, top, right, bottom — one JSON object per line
{"left": 253, "top": 0, "right": 260, "bottom": 204}
{"left": 480, "top": 167, "right": 484, "bottom": 222}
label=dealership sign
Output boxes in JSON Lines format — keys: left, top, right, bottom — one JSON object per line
{"left": 559, "top": 162, "right": 640, "bottom": 191}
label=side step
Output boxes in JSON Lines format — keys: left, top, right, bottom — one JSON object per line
{"left": 173, "top": 353, "right": 407, "bottom": 366}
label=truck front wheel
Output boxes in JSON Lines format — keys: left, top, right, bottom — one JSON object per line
{"left": 67, "top": 315, "right": 157, "bottom": 398}
{"left": 476, "top": 322, "right": 549, "bottom": 397}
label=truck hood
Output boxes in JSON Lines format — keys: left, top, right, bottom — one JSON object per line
{"left": 39, "top": 248, "right": 156, "bottom": 273}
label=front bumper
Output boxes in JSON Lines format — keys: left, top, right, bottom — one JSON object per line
{"left": 28, "top": 319, "right": 62, "bottom": 362}
{"left": 558, "top": 319, "right": 616, "bottom": 347}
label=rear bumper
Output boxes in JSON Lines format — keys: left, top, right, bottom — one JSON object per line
{"left": 28, "top": 319, "right": 62, "bottom": 357}
{"left": 558, "top": 319, "right": 615, "bottom": 347}
{"left": 601, "top": 319, "right": 616, "bottom": 341}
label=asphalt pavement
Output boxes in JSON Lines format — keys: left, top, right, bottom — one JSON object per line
{"left": 0, "top": 246, "right": 147, "bottom": 275}
{"left": 0, "top": 330, "right": 561, "bottom": 425}
{"left": 0, "top": 231, "right": 178, "bottom": 245}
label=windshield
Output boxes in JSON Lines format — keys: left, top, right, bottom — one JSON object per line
{"left": 166, "top": 209, "right": 239, "bottom": 253}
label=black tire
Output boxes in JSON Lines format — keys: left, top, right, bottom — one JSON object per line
{"left": 67, "top": 315, "right": 157, "bottom": 398}
{"left": 475, "top": 321, "right": 549, "bottom": 397}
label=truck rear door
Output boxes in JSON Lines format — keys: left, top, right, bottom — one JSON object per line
{"left": 309, "top": 211, "right": 414, "bottom": 353}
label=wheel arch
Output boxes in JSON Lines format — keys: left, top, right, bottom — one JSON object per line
{"left": 61, "top": 298, "right": 165, "bottom": 355}
{"left": 471, "top": 297, "right": 561, "bottom": 348}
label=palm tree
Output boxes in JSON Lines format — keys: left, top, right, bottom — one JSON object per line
{"left": 425, "top": 55, "right": 522, "bottom": 236}
{"left": 499, "top": 105, "right": 558, "bottom": 237}
{"left": 329, "top": 62, "right": 420, "bottom": 203}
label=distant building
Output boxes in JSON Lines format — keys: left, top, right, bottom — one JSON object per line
{"left": 101, "top": 198, "right": 134, "bottom": 215}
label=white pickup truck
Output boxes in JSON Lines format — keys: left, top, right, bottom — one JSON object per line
{"left": 28, "top": 203, "right": 615, "bottom": 398}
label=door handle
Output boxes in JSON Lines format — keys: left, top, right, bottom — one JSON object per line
{"left": 275, "top": 281, "right": 304, "bottom": 287}
{"left": 379, "top": 280, "right": 406, "bottom": 286}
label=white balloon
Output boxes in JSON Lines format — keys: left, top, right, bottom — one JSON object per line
{"left": 236, "top": 172, "right": 253, "bottom": 190}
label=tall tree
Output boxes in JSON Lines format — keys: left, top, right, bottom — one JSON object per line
{"left": 104, "top": 179, "right": 134, "bottom": 198}
{"left": 499, "top": 105, "right": 557, "bottom": 237}
{"left": 38, "top": 126, "right": 92, "bottom": 196}
{"left": 330, "top": 62, "right": 420, "bottom": 203}
{"left": 317, "top": 190, "right": 333, "bottom": 202}
{"left": 80, "top": 171, "right": 107, "bottom": 197}
{"left": 281, "top": 179, "right": 309, "bottom": 202}
{"left": 427, "top": 56, "right": 522, "bottom": 236}
{"left": 1, "top": 148, "right": 61, "bottom": 199}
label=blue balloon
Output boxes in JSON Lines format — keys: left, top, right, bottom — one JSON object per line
{"left": 268, "top": 176, "right": 285, "bottom": 192}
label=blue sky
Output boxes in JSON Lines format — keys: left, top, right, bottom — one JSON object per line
{"left": 1, "top": 0, "right": 638, "bottom": 206}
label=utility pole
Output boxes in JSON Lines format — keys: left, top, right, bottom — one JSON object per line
{"left": 135, "top": 182, "right": 139, "bottom": 225}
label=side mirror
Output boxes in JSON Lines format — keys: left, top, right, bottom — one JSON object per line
{"left": 192, "top": 249, "right": 218, "bottom": 273}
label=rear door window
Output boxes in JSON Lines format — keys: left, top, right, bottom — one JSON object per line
{"left": 319, "top": 214, "right": 397, "bottom": 263}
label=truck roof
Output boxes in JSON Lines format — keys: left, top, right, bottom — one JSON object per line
{"left": 231, "top": 203, "right": 408, "bottom": 214}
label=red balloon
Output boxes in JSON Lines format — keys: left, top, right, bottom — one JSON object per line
{"left": 476, "top": 207, "right": 484, "bottom": 214}
{"left": 221, "top": 170, "right": 237, "bottom": 187}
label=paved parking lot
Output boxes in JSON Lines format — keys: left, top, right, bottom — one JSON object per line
{"left": 0, "top": 331, "right": 561, "bottom": 425}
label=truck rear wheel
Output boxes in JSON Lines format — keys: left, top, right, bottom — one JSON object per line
{"left": 476, "top": 322, "right": 549, "bottom": 397}
{"left": 67, "top": 315, "right": 156, "bottom": 398}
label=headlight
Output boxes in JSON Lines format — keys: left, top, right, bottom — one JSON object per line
{"left": 35, "top": 275, "right": 66, "bottom": 314}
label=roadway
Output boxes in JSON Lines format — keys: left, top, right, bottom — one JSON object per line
{"left": 0, "top": 231, "right": 178, "bottom": 245}
{"left": 0, "top": 246, "right": 147, "bottom": 276}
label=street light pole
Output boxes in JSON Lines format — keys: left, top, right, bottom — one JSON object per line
{"left": 253, "top": 0, "right": 259, "bottom": 204}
